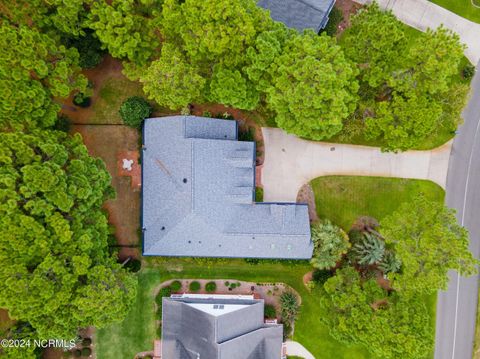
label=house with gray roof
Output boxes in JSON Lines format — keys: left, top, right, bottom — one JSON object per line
{"left": 142, "top": 116, "right": 312, "bottom": 259}
{"left": 162, "top": 294, "right": 284, "bottom": 359}
{"left": 258, "top": 0, "right": 336, "bottom": 32}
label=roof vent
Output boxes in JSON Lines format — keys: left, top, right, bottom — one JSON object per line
{"left": 183, "top": 178, "right": 188, "bottom": 183}
{"left": 161, "top": 226, "right": 165, "bottom": 231}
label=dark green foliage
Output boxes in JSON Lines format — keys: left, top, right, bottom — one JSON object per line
{"left": 264, "top": 304, "right": 276, "bottom": 318}
{"left": 119, "top": 96, "right": 152, "bottom": 128}
{"left": 321, "top": 6, "right": 343, "bottom": 36}
{"left": 0, "top": 130, "right": 137, "bottom": 339}
{"left": 73, "top": 92, "right": 92, "bottom": 108}
{"left": 54, "top": 115, "right": 72, "bottom": 133}
{"left": 73, "top": 349, "right": 82, "bottom": 357}
{"left": 238, "top": 126, "right": 255, "bottom": 142}
{"left": 170, "top": 280, "right": 182, "bottom": 292}
{"left": 312, "top": 269, "right": 333, "bottom": 285}
{"left": 157, "top": 286, "right": 172, "bottom": 304}
{"left": 124, "top": 259, "right": 142, "bottom": 272}
{"left": 65, "top": 30, "right": 106, "bottom": 69}
{"left": 463, "top": 63, "right": 475, "bottom": 80}
{"left": 205, "top": 281, "right": 217, "bottom": 292}
{"left": 255, "top": 187, "right": 264, "bottom": 202}
{"left": 82, "top": 338, "right": 92, "bottom": 346}
{"left": 310, "top": 220, "right": 351, "bottom": 269}
{"left": 189, "top": 281, "right": 201, "bottom": 292}
{"left": 81, "top": 348, "right": 91, "bottom": 356}
{"left": 378, "top": 250, "right": 401, "bottom": 274}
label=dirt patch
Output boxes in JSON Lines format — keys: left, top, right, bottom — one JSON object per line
{"left": 296, "top": 183, "right": 319, "bottom": 222}
{"left": 71, "top": 125, "right": 141, "bottom": 260}
{"left": 190, "top": 103, "right": 266, "bottom": 165}
{"left": 335, "top": 0, "right": 363, "bottom": 36}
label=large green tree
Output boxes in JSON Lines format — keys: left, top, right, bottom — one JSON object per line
{"left": 0, "top": 130, "right": 137, "bottom": 339}
{"left": 310, "top": 220, "right": 350, "bottom": 270}
{"left": 160, "top": 0, "right": 271, "bottom": 68}
{"left": 321, "top": 267, "right": 434, "bottom": 359}
{"left": 380, "top": 195, "right": 478, "bottom": 294}
{"left": 344, "top": 4, "right": 468, "bottom": 151}
{"left": 140, "top": 43, "right": 206, "bottom": 109}
{"left": 266, "top": 32, "right": 359, "bottom": 140}
{"left": 0, "top": 23, "right": 87, "bottom": 130}
{"left": 88, "top": 0, "right": 161, "bottom": 67}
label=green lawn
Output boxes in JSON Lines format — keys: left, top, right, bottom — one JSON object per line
{"left": 429, "top": 0, "right": 480, "bottom": 23}
{"left": 310, "top": 176, "right": 445, "bottom": 230}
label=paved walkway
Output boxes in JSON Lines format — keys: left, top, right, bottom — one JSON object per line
{"left": 262, "top": 128, "right": 451, "bottom": 202}
{"left": 354, "top": 0, "right": 480, "bottom": 64}
{"left": 285, "top": 340, "right": 315, "bottom": 359}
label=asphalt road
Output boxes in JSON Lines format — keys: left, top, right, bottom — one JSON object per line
{"left": 435, "top": 62, "right": 480, "bottom": 359}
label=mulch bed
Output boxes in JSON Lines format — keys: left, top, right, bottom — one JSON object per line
{"left": 335, "top": 0, "right": 364, "bottom": 36}
{"left": 296, "top": 183, "right": 319, "bottom": 222}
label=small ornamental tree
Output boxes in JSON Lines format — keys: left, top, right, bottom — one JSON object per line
{"left": 264, "top": 304, "right": 276, "bottom": 319}
{"left": 119, "top": 96, "right": 152, "bottom": 128}
{"left": 189, "top": 281, "right": 201, "bottom": 292}
{"left": 205, "top": 281, "right": 217, "bottom": 292}
{"left": 310, "top": 220, "right": 351, "bottom": 270}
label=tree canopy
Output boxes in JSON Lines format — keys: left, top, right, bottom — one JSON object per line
{"left": 344, "top": 4, "right": 468, "bottom": 151}
{"left": 0, "top": 130, "right": 137, "bottom": 338}
{"left": 0, "top": 22, "right": 86, "bottom": 130}
{"left": 310, "top": 220, "right": 350, "bottom": 270}
{"left": 380, "top": 195, "right": 478, "bottom": 294}
{"left": 320, "top": 267, "right": 434, "bottom": 359}
{"left": 266, "top": 32, "right": 359, "bottom": 140}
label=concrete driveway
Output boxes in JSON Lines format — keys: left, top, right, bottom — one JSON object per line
{"left": 354, "top": 0, "right": 480, "bottom": 64}
{"left": 285, "top": 340, "right": 315, "bottom": 359}
{"left": 261, "top": 128, "right": 451, "bottom": 202}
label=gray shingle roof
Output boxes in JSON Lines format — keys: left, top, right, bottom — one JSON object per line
{"left": 162, "top": 296, "right": 283, "bottom": 359}
{"left": 258, "top": 0, "right": 335, "bottom": 32}
{"left": 142, "top": 116, "right": 312, "bottom": 259}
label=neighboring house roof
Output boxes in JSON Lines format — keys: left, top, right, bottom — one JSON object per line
{"left": 142, "top": 116, "right": 312, "bottom": 259}
{"left": 257, "top": 0, "right": 336, "bottom": 32}
{"left": 162, "top": 295, "right": 283, "bottom": 359}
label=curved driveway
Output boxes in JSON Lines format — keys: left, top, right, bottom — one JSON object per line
{"left": 434, "top": 62, "right": 480, "bottom": 359}
{"left": 261, "top": 129, "right": 451, "bottom": 202}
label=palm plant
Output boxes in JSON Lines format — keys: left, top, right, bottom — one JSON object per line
{"left": 353, "top": 232, "right": 385, "bottom": 265}
{"left": 379, "top": 250, "right": 402, "bottom": 274}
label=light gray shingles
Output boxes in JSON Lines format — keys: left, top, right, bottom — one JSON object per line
{"left": 257, "top": 0, "right": 335, "bottom": 32}
{"left": 142, "top": 116, "right": 312, "bottom": 259}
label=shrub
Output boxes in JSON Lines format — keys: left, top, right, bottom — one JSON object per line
{"left": 156, "top": 308, "right": 162, "bottom": 320}
{"left": 81, "top": 347, "right": 92, "bottom": 356}
{"left": 229, "top": 283, "right": 237, "bottom": 289}
{"left": 463, "top": 63, "right": 475, "bottom": 80}
{"left": 189, "top": 281, "right": 201, "bottom": 292}
{"left": 205, "top": 281, "right": 217, "bottom": 292}
{"left": 202, "top": 110, "right": 212, "bottom": 117}
{"left": 264, "top": 304, "right": 276, "bottom": 318}
{"left": 245, "top": 258, "right": 260, "bottom": 265}
{"left": 238, "top": 127, "right": 255, "bottom": 142}
{"left": 119, "top": 96, "right": 152, "bottom": 128}
{"left": 54, "top": 115, "right": 71, "bottom": 132}
{"left": 156, "top": 286, "right": 172, "bottom": 305}
{"left": 73, "top": 349, "right": 82, "bottom": 357}
{"left": 224, "top": 281, "right": 230, "bottom": 287}
{"left": 170, "top": 280, "right": 182, "bottom": 292}
{"left": 321, "top": 6, "right": 343, "bottom": 36}
{"left": 255, "top": 187, "right": 263, "bottom": 202}
{"left": 312, "top": 269, "right": 333, "bottom": 285}
{"left": 73, "top": 92, "right": 91, "bottom": 108}
{"left": 81, "top": 338, "right": 92, "bottom": 346}
{"left": 124, "top": 259, "right": 141, "bottom": 273}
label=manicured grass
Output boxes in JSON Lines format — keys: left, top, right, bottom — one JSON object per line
{"left": 428, "top": 0, "right": 480, "bottom": 23}
{"left": 310, "top": 176, "right": 445, "bottom": 230}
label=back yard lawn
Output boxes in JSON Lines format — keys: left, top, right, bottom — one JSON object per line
{"left": 428, "top": 0, "right": 480, "bottom": 23}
